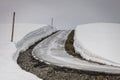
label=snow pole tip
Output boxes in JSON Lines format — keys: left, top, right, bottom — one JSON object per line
{"left": 51, "top": 17, "right": 54, "bottom": 26}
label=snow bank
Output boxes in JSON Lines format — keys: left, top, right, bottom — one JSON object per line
{"left": 15, "top": 25, "right": 56, "bottom": 60}
{"left": 74, "top": 23, "right": 120, "bottom": 67}
{"left": 16, "top": 25, "right": 56, "bottom": 51}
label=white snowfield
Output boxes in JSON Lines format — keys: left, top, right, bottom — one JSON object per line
{"left": 0, "top": 42, "right": 41, "bottom": 80}
{"left": 74, "top": 23, "right": 120, "bottom": 67}
{"left": 32, "top": 30, "right": 120, "bottom": 74}
{"left": 0, "top": 24, "right": 56, "bottom": 80}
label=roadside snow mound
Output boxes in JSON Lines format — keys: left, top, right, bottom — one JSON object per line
{"left": 74, "top": 23, "right": 120, "bottom": 67}
{"left": 15, "top": 25, "right": 56, "bottom": 60}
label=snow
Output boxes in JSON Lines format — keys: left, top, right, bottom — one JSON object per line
{"left": 15, "top": 25, "right": 56, "bottom": 60}
{"left": 1, "top": 22, "right": 120, "bottom": 80}
{"left": 74, "top": 23, "right": 120, "bottom": 67}
{"left": 0, "top": 24, "right": 46, "bottom": 42}
{"left": 0, "top": 24, "right": 56, "bottom": 80}
{"left": 32, "top": 30, "right": 120, "bottom": 74}
{"left": 0, "top": 42, "right": 41, "bottom": 80}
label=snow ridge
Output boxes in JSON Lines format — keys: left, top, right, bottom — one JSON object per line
{"left": 14, "top": 25, "right": 56, "bottom": 61}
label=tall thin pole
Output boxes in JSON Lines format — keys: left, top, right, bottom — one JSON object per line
{"left": 11, "top": 12, "right": 15, "bottom": 42}
{"left": 51, "top": 17, "right": 53, "bottom": 26}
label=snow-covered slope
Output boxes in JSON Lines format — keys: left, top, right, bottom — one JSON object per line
{"left": 0, "top": 24, "right": 56, "bottom": 80}
{"left": 74, "top": 23, "right": 120, "bottom": 67}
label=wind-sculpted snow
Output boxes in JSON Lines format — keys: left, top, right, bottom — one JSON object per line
{"left": 32, "top": 30, "right": 120, "bottom": 74}
{"left": 14, "top": 25, "right": 56, "bottom": 60}
{"left": 74, "top": 23, "right": 120, "bottom": 67}
{"left": 16, "top": 25, "right": 56, "bottom": 51}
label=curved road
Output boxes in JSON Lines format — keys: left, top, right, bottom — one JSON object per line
{"left": 32, "top": 30, "right": 120, "bottom": 74}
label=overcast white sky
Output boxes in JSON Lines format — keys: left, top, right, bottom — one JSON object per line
{"left": 0, "top": 0, "right": 120, "bottom": 29}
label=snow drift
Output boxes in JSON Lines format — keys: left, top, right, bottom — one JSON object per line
{"left": 74, "top": 23, "right": 120, "bottom": 67}
{"left": 15, "top": 25, "right": 56, "bottom": 60}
